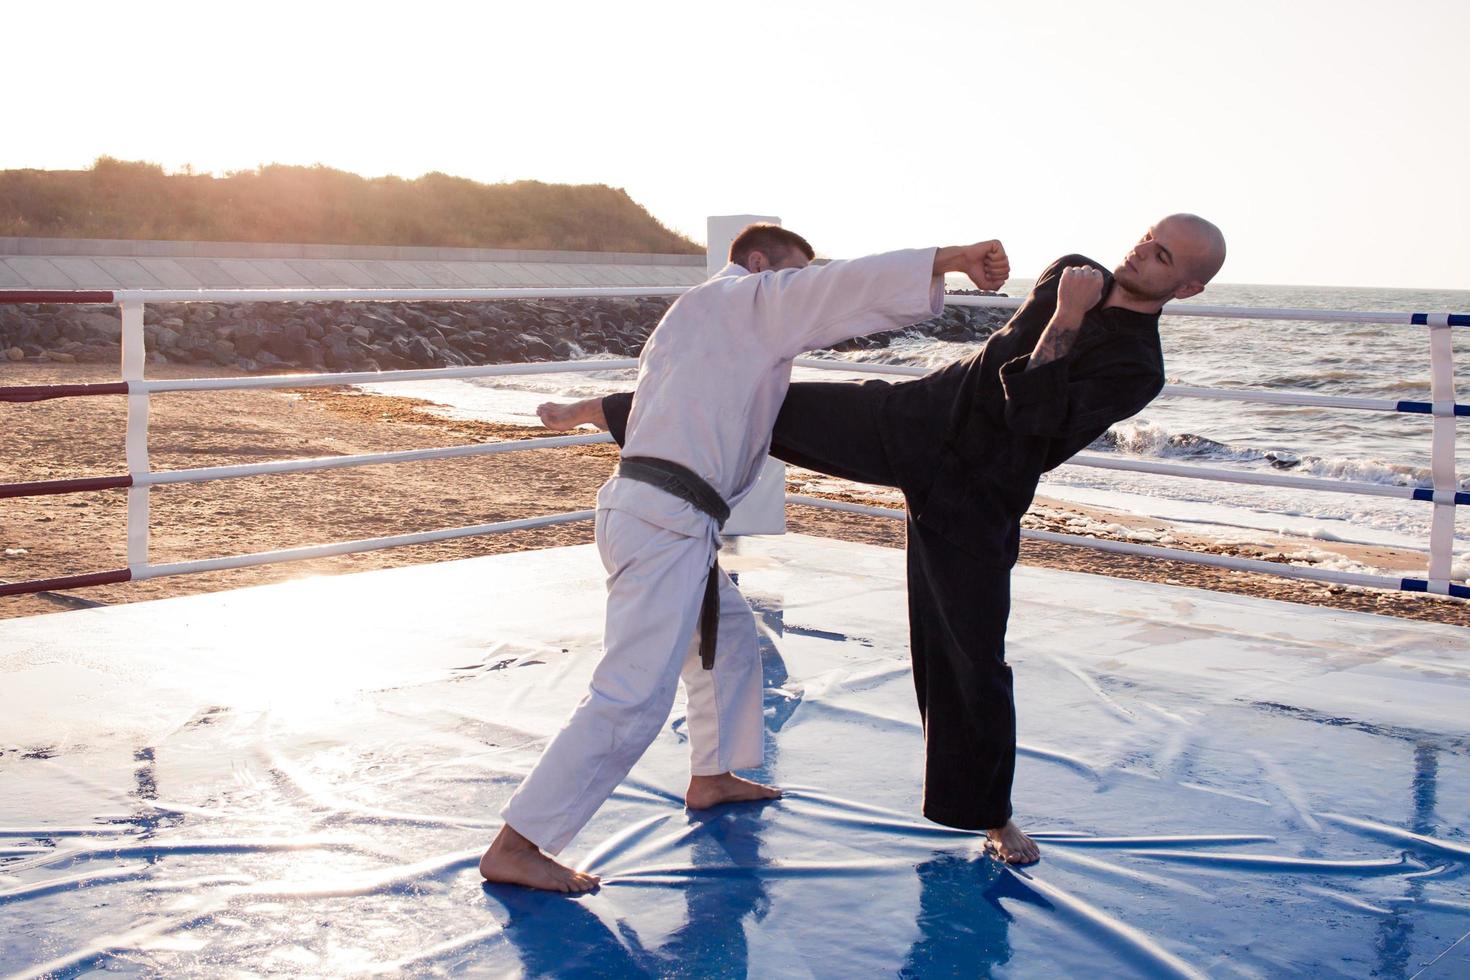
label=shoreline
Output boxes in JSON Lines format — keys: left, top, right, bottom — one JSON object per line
{"left": 3, "top": 362, "right": 1467, "bottom": 628}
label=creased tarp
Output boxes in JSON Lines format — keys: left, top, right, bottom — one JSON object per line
{"left": 1, "top": 535, "right": 1468, "bottom": 978}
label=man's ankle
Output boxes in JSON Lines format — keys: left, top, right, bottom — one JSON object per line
{"left": 494, "top": 824, "right": 537, "bottom": 852}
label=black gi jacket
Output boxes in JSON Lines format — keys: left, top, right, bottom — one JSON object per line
{"left": 881, "top": 254, "right": 1165, "bottom": 566}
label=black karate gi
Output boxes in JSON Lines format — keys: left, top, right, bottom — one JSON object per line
{"left": 602, "top": 255, "right": 1165, "bottom": 829}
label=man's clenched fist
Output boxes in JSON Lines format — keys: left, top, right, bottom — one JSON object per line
{"left": 934, "top": 240, "right": 1011, "bottom": 292}
{"left": 1057, "top": 265, "right": 1105, "bottom": 312}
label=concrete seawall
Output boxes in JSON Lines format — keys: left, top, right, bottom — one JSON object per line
{"left": 0, "top": 237, "right": 707, "bottom": 291}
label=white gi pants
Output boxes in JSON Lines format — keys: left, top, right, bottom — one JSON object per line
{"left": 499, "top": 506, "right": 765, "bottom": 855}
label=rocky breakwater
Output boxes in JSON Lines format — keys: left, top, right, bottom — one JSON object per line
{"left": 0, "top": 294, "right": 1010, "bottom": 371}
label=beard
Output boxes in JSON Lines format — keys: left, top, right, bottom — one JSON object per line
{"left": 1112, "top": 264, "right": 1176, "bottom": 303}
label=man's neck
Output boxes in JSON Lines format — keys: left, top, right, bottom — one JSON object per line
{"left": 1102, "top": 283, "right": 1167, "bottom": 315}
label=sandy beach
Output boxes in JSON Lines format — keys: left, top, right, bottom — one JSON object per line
{"left": 3, "top": 362, "right": 1466, "bottom": 627}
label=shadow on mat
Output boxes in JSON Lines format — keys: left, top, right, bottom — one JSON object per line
{"left": 484, "top": 806, "right": 771, "bottom": 977}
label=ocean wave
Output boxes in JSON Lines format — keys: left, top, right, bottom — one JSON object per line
{"left": 1095, "top": 421, "right": 1264, "bottom": 463}
{"left": 1096, "top": 420, "right": 1465, "bottom": 490}
{"left": 1256, "top": 370, "right": 1379, "bottom": 388}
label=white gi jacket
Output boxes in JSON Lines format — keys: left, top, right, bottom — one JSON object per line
{"left": 598, "top": 248, "right": 945, "bottom": 536}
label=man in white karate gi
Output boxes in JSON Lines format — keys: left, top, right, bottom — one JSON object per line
{"left": 480, "top": 224, "right": 1011, "bottom": 892}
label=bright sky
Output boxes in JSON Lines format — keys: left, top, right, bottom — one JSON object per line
{"left": 7, "top": 0, "right": 1466, "bottom": 289}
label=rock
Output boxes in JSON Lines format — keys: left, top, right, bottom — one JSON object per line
{"left": 351, "top": 325, "right": 371, "bottom": 342}
{"left": 41, "top": 350, "right": 76, "bottom": 363}
{"left": 519, "top": 336, "right": 557, "bottom": 361}
{"left": 148, "top": 352, "right": 169, "bottom": 365}
{"left": 264, "top": 332, "right": 301, "bottom": 360}
{"left": 80, "top": 312, "right": 122, "bottom": 339}
{"left": 6, "top": 347, "right": 24, "bottom": 361}
{"left": 235, "top": 333, "right": 264, "bottom": 359}
{"left": 324, "top": 335, "right": 355, "bottom": 368}
{"left": 161, "top": 317, "right": 185, "bottom": 330}
{"left": 155, "top": 326, "right": 181, "bottom": 350}
{"left": 76, "top": 343, "right": 119, "bottom": 361}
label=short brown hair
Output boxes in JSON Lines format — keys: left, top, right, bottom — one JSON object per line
{"left": 728, "top": 223, "right": 814, "bottom": 268}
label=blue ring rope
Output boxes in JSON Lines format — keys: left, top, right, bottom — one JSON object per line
{"left": 1399, "top": 579, "right": 1470, "bottom": 599}
{"left": 1410, "top": 312, "right": 1470, "bottom": 327}
{"left": 1393, "top": 400, "right": 1470, "bottom": 416}
{"left": 1409, "top": 488, "right": 1470, "bottom": 506}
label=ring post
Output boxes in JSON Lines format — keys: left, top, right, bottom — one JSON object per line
{"left": 120, "top": 301, "right": 150, "bottom": 573}
{"left": 1426, "top": 313, "right": 1457, "bottom": 593}
{"left": 707, "top": 214, "right": 788, "bottom": 536}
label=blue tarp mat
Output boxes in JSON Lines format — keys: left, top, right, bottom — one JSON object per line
{"left": 2, "top": 535, "right": 1468, "bottom": 977}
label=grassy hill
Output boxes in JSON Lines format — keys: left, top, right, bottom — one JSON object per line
{"left": 0, "top": 158, "right": 701, "bottom": 253}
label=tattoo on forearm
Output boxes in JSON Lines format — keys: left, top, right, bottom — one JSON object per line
{"left": 1027, "top": 315, "right": 1081, "bottom": 371}
{"left": 1030, "top": 333, "right": 1064, "bottom": 368}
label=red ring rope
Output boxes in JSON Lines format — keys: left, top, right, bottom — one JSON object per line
{"left": 0, "top": 475, "right": 134, "bottom": 499}
{"left": 0, "top": 382, "right": 130, "bottom": 402}
{"left": 0, "top": 568, "right": 132, "bottom": 597}
{"left": 0, "top": 290, "right": 116, "bottom": 304}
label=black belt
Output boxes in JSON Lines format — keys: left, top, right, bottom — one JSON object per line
{"left": 616, "top": 455, "right": 730, "bottom": 670}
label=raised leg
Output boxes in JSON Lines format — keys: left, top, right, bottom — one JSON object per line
{"left": 537, "top": 396, "right": 606, "bottom": 431}
{"left": 598, "top": 381, "right": 899, "bottom": 487}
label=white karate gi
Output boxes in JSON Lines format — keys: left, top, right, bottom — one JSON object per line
{"left": 501, "top": 248, "right": 945, "bottom": 854}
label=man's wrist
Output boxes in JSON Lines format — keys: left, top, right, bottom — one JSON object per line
{"left": 1050, "top": 307, "right": 1086, "bottom": 328}
{"left": 932, "top": 246, "right": 961, "bottom": 276}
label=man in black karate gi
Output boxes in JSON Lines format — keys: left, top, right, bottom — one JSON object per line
{"left": 539, "top": 214, "right": 1227, "bottom": 864}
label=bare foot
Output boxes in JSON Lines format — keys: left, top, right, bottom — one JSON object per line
{"left": 985, "top": 820, "right": 1040, "bottom": 865}
{"left": 536, "top": 397, "right": 606, "bottom": 432}
{"left": 685, "top": 773, "right": 782, "bottom": 810}
{"left": 479, "top": 824, "right": 600, "bottom": 893}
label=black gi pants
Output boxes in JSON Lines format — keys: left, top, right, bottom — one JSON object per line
{"left": 604, "top": 382, "right": 1016, "bottom": 830}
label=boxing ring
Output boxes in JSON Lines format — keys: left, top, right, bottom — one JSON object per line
{"left": 3, "top": 233, "right": 1469, "bottom": 976}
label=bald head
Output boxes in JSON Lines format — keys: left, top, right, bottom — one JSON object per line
{"left": 1112, "top": 214, "right": 1228, "bottom": 308}
{"left": 1161, "top": 213, "right": 1227, "bottom": 284}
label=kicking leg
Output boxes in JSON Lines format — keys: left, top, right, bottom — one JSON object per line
{"left": 537, "top": 395, "right": 606, "bottom": 431}
{"left": 768, "top": 380, "right": 898, "bottom": 486}
{"left": 596, "top": 382, "right": 898, "bottom": 487}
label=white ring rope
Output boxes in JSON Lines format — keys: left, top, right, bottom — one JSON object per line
{"left": 784, "top": 494, "right": 1410, "bottom": 594}
{"left": 133, "top": 511, "right": 595, "bottom": 580}
{"left": 109, "top": 286, "right": 689, "bottom": 303}
{"left": 790, "top": 359, "right": 1457, "bottom": 415}
{"left": 139, "top": 433, "right": 615, "bottom": 486}
{"left": 1063, "top": 452, "right": 1427, "bottom": 502}
{"left": 138, "top": 358, "right": 642, "bottom": 394}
